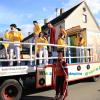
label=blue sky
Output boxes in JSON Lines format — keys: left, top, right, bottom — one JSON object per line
{"left": 0, "top": 0, "right": 100, "bottom": 37}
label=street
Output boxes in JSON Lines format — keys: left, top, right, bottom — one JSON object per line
{"left": 21, "top": 79, "right": 100, "bottom": 100}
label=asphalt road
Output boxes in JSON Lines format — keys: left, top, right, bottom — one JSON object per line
{"left": 21, "top": 79, "right": 100, "bottom": 100}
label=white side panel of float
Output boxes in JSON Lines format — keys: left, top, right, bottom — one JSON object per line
{"left": 68, "top": 63, "right": 100, "bottom": 81}
{"left": 36, "top": 67, "right": 52, "bottom": 88}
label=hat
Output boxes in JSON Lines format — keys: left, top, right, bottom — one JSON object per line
{"left": 33, "top": 21, "right": 38, "bottom": 24}
{"left": 10, "top": 24, "right": 17, "bottom": 28}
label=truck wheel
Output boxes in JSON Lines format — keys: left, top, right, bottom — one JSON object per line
{"left": 0, "top": 79, "right": 22, "bottom": 100}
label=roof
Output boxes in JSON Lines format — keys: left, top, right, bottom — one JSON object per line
{"left": 22, "top": 33, "right": 33, "bottom": 42}
{"left": 66, "top": 25, "right": 86, "bottom": 36}
{"left": 22, "top": 2, "right": 83, "bottom": 42}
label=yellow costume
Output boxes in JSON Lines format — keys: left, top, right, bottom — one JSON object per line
{"left": 57, "top": 37, "right": 66, "bottom": 48}
{"left": 5, "top": 31, "right": 23, "bottom": 42}
{"left": 36, "top": 36, "right": 48, "bottom": 65}
{"left": 60, "top": 28, "right": 67, "bottom": 36}
{"left": 80, "top": 38, "right": 86, "bottom": 46}
{"left": 34, "top": 24, "right": 41, "bottom": 35}
{"left": 75, "top": 37, "right": 86, "bottom": 46}
{"left": 75, "top": 37, "right": 80, "bottom": 46}
{"left": 3, "top": 43, "right": 9, "bottom": 49}
{"left": 36, "top": 37, "right": 48, "bottom": 52}
{"left": 5, "top": 30, "right": 23, "bottom": 65}
{"left": 36, "top": 37, "right": 44, "bottom": 52}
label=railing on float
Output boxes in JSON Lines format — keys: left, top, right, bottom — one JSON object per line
{"left": 0, "top": 41, "right": 93, "bottom": 67}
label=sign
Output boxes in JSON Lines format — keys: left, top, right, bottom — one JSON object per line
{"left": 0, "top": 66, "right": 29, "bottom": 77}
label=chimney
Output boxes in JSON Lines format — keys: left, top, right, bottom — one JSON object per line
{"left": 28, "top": 32, "right": 31, "bottom": 36}
{"left": 56, "top": 8, "right": 59, "bottom": 17}
{"left": 44, "top": 18, "right": 48, "bottom": 24}
{"left": 60, "top": 8, "right": 64, "bottom": 15}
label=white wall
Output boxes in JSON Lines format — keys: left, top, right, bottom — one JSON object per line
{"left": 65, "top": 2, "right": 100, "bottom": 32}
{"left": 54, "top": 20, "right": 65, "bottom": 41}
{"left": 87, "top": 30, "right": 100, "bottom": 61}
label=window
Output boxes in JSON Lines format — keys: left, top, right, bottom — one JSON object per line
{"left": 82, "top": 7, "right": 87, "bottom": 23}
{"left": 83, "top": 14, "right": 87, "bottom": 23}
{"left": 83, "top": 7, "right": 86, "bottom": 12}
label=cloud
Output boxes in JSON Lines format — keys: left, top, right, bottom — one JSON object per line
{"left": 0, "top": 4, "right": 34, "bottom": 25}
{"left": 0, "top": 5, "right": 18, "bottom": 24}
{"left": 0, "top": 4, "right": 35, "bottom": 38}
{"left": 42, "top": 7, "right": 48, "bottom": 12}
{"left": 44, "top": 0, "right": 80, "bottom": 23}
{"left": 61, "top": 0, "right": 100, "bottom": 15}
{"left": 96, "top": 18, "right": 100, "bottom": 25}
{"left": 86, "top": 0, "right": 100, "bottom": 14}
{"left": 61, "top": 0, "right": 81, "bottom": 11}
{"left": 21, "top": 24, "right": 33, "bottom": 37}
{"left": 38, "top": 20, "right": 44, "bottom": 26}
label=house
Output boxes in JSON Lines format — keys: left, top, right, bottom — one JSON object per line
{"left": 22, "top": 1, "right": 100, "bottom": 44}
{"left": 22, "top": 1, "right": 100, "bottom": 62}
